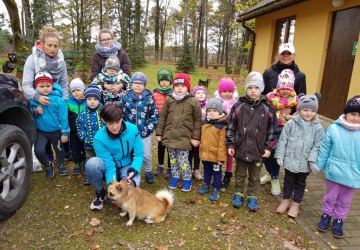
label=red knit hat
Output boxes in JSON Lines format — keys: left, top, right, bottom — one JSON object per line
{"left": 34, "top": 71, "right": 53, "bottom": 87}
{"left": 173, "top": 73, "right": 191, "bottom": 91}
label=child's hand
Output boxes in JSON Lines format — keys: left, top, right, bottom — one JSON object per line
{"left": 156, "top": 136, "right": 162, "bottom": 142}
{"left": 103, "top": 83, "right": 112, "bottom": 91}
{"left": 284, "top": 114, "right": 292, "bottom": 120}
{"left": 35, "top": 106, "right": 43, "bottom": 114}
{"left": 262, "top": 149, "right": 271, "bottom": 158}
{"left": 110, "top": 84, "right": 123, "bottom": 94}
{"left": 282, "top": 108, "right": 291, "bottom": 115}
{"left": 125, "top": 172, "right": 135, "bottom": 183}
{"left": 190, "top": 139, "right": 200, "bottom": 147}
{"left": 228, "top": 148, "right": 235, "bottom": 156}
{"left": 276, "top": 158, "right": 283, "bottom": 166}
{"left": 39, "top": 96, "right": 50, "bottom": 106}
{"left": 309, "top": 162, "right": 320, "bottom": 174}
{"left": 61, "top": 135, "right": 69, "bottom": 143}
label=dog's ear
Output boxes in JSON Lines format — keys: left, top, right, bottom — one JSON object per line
{"left": 116, "top": 184, "right": 123, "bottom": 192}
{"left": 109, "top": 181, "right": 115, "bottom": 185}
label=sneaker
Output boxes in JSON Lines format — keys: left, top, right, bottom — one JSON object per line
{"left": 154, "top": 165, "right": 164, "bottom": 176}
{"left": 198, "top": 184, "right": 209, "bottom": 195}
{"left": 44, "top": 162, "right": 55, "bottom": 179}
{"left": 247, "top": 196, "right": 258, "bottom": 212}
{"left": 145, "top": 172, "right": 154, "bottom": 184}
{"left": 221, "top": 171, "right": 232, "bottom": 189}
{"left": 208, "top": 189, "right": 220, "bottom": 201}
{"left": 193, "top": 170, "right": 204, "bottom": 180}
{"left": 332, "top": 218, "right": 344, "bottom": 238}
{"left": 83, "top": 171, "right": 91, "bottom": 185}
{"left": 90, "top": 189, "right": 106, "bottom": 211}
{"left": 232, "top": 193, "right": 244, "bottom": 208}
{"left": 271, "top": 179, "right": 281, "bottom": 196}
{"left": 168, "top": 177, "right": 180, "bottom": 189}
{"left": 72, "top": 163, "right": 82, "bottom": 175}
{"left": 164, "top": 168, "right": 172, "bottom": 179}
{"left": 260, "top": 171, "right": 271, "bottom": 185}
{"left": 181, "top": 180, "right": 192, "bottom": 192}
{"left": 57, "top": 163, "right": 69, "bottom": 176}
{"left": 317, "top": 213, "right": 332, "bottom": 232}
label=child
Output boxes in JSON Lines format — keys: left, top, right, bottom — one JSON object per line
{"left": 261, "top": 69, "right": 299, "bottom": 196}
{"left": 226, "top": 72, "right": 277, "bottom": 212}
{"left": 76, "top": 86, "right": 105, "bottom": 184}
{"left": 156, "top": 73, "right": 202, "bottom": 192}
{"left": 153, "top": 68, "right": 173, "bottom": 179}
{"left": 29, "top": 71, "right": 70, "bottom": 178}
{"left": 316, "top": 96, "right": 360, "bottom": 238}
{"left": 189, "top": 85, "right": 208, "bottom": 181}
{"left": 66, "top": 78, "right": 87, "bottom": 175}
{"left": 274, "top": 93, "right": 324, "bottom": 218}
{"left": 121, "top": 72, "right": 159, "bottom": 184}
{"left": 91, "top": 56, "right": 130, "bottom": 106}
{"left": 198, "top": 98, "right": 227, "bottom": 201}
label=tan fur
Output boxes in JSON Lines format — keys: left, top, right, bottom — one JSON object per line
{"left": 108, "top": 181, "right": 174, "bottom": 226}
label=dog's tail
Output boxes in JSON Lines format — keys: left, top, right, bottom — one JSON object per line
{"left": 155, "top": 189, "right": 174, "bottom": 209}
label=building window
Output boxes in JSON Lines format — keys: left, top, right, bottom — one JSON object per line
{"left": 272, "top": 16, "right": 296, "bottom": 62}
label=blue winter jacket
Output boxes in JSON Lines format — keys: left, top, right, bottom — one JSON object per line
{"left": 29, "top": 83, "right": 70, "bottom": 135}
{"left": 316, "top": 117, "right": 360, "bottom": 188}
{"left": 93, "top": 121, "right": 144, "bottom": 186}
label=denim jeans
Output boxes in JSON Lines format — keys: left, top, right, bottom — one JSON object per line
{"left": 85, "top": 157, "right": 141, "bottom": 192}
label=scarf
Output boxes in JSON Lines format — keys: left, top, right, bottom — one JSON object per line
{"left": 32, "top": 41, "right": 65, "bottom": 75}
{"left": 339, "top": 114, "right": 360, "bottom": 131}
{"left": 95, "top": 41, "right": 122, "bottom": 58}
{"left": 172, "top": 92, "right": 188, "bottom": 101}
{"left": 272, "top": 61, "right": 300, "bottom": 73}
{"left": 154, "top": 85, "right": 173, "bottom": 95}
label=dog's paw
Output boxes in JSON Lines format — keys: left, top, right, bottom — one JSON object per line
{"left": 145, "top": 218, "right": 154, "bottom": 224}
{"left": 126, "top": 221, "right": 133, "bottom": 226}
{"left": 120, "top": 211, "right": 127, "bottom": 217}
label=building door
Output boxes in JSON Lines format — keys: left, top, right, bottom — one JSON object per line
{"left": 319, "top": 6, "right": 360, "bottom": 119}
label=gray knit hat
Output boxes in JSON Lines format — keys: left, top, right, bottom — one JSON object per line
{"left": 297, "top": 93, "right": 321, "bottom": 112}
{"left": 206, "top": 98, "right": 223, "bottom": 114}
{"left": 70, "top": 78, "right": 85, "bottom": 92}
{"left": 245, "top": 71, "right": 264, "bottom": 92}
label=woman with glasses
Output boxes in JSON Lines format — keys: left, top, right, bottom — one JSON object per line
{"left": 91, "top": 29, "right": 131, "bottom": 80}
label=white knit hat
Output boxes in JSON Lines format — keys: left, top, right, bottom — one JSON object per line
{"left": 245, "top": 71, "right": 264, "bottom": 92}
{"left": 70, "top": 78, "right": 85, "bottom": 92}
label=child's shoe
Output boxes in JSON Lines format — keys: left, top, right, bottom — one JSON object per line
{"left": 168, "top": 177, "right": 180, "bottom": 189}
{"left": 260, "top": 171, "right": 271, "bottom": 185}
{"left": 208, "top": 188, "right": 220, "bottom": 201}
{"left": 44, "top": 162, "right": 55, "bottom": 179}
{"left": 198, "top": 184, "right": 209, "bottom": 195}
{"left": 154, "top": 165, "right": 164, "bottom": 176}
{"left": 221, "top": 171, "right": 232, "bottom": 189}
{"left": 276, "top": 199, "right": 290, "bottom": 214}
{"left": 287, "top": 202, "right": 300, "bottom": 218}
{"left": 247, "top": 196, "right": 258, "bottom": 212}
{"left": 181, "top": 180, "right": 192, "bottom": 192}
{"left": 332, "top": 218, "right": 344, "bottom": 238}
{"left": 232, "top": 193, "right": 244, "bottom": 208}
{"left": 164, "top": 168, "right": 172, "bottom": 179}
{"left": 193, "top": 169, "right": 203, "bottom": 180}
{"left": 145, "top": 172, "right": 154, "bottom": 184}
{"left": 90, "top": 189, "right": 106, "bottom": 211}
{"left": 57, "top": 163, "right": 69, "bottom": 176}
{"left": 72, "top": 163, "right": 82, "bottom": 175}
{"left": 317, "top": 213, "right": 332, "bottom": 232}
{"left": 271, "top": 179, "right": 281, "bottom": 196}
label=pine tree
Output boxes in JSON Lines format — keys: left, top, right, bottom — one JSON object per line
{"left": 176, "top": 36, "right": 195, "bottom": 73}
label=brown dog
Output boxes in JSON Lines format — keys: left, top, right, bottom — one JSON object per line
{"left": 108, "top": 181, "right": 174, "bottom": 226}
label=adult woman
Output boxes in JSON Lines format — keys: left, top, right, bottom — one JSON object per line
{"left": 262, "top": 43, "right": 306, "bottom": 95}
{"left": 91, "top": 29, "right": 131, "bottom": 80}
{"left": 22, "top": 26, "right": 69, "bottom": 105}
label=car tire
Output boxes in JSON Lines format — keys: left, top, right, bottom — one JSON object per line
{"left": 0, "top": 124, "right": 32, "bottom": 220}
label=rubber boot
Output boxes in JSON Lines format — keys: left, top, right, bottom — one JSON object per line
{"left": 221, "top": 171, "right": 232, "bottom": 189}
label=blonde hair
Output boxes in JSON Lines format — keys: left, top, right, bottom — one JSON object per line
{"left": 98, "top": 29, "right": 114, "bottom": 42}
{"left": 39, "top": 26, "right": 60, "bottom": 44}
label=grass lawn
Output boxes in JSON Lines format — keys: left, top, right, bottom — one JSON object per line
{"left": 0, "top": 62, "right": 319, "bottom": 249}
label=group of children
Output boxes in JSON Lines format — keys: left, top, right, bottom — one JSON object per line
{"left": 25, "top": 54, "right": 360, "bottom": 238}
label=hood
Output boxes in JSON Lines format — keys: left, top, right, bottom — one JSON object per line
{"left": 51, "top": 83, "right": 63, "bottom": 97}
{"left": 292, "top": 112, "right": 320, "bottom": 126}
{"left": 126, "top": 89, "right": 152, "bottom": 101}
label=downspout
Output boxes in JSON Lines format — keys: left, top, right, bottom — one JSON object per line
{"left": 242, "top": 21, "right": 256, "bottom": 72}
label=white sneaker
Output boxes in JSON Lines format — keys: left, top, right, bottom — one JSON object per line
{"left": 260, "top": 171, "right": 271, "bottom": 185}
{"left": 271, "top": 179, "right": 281, "bottom": 196}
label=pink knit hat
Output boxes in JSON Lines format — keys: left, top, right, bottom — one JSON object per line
{"left": 218, "top": 78, "right": 235, "bottom": 94}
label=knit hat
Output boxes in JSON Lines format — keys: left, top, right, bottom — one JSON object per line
{"left": 191, "top": 86, "right": 207, "bottom": 98}
{"left": 206, "top": 98, "right": 223, "bottom": 114}
{"left": 34, "top": 71, "right": 53, "bottom": 87}
{"left": 131, "top": 72, "right": 147, "bottom": 85}
{"left": 173, "top": 73, "right": 191, "bottom": 90}
{"left": 297, "top": 93, "right": 320, "bottom": 112}
{"left": 344, "top": 95, "right": 360, "bottom": 114}
{"left": 278, "top": 43, "right": 295, "bottom": 54}
{"left": 157, "top": 68, "right": 173, "bottom": 83}
{"left": 245, "top": 71, "right": 264, "bottom": 92}
{"left": 70, "top": 78, "right": 85, "bottom": 92}
{"left": 276, "top": 69, "right": 295, "bottom": 91}
{"left": 218, "top": 78, "right": 235, "bottom": 94}
{"left": 84, "top": 86, "right": 102, "bottom": 102}
{"left": 104, "top": 56, "right": 120, "bottom": 71}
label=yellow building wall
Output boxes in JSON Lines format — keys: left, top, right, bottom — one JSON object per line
{"left": 252, "top": 0, "right": 360, "bottom": 100}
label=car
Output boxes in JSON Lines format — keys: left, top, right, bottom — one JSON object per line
{"left": 0, "top": 73, "right": 36, "bottom": 220}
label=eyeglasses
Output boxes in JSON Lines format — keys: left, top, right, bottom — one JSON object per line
{"left": 100, "top": 38, "right": 113, "bottom": 42}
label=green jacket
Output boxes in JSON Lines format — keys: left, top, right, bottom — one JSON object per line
{"left": 156, "top": 94, "right": 202, "bottom": 150}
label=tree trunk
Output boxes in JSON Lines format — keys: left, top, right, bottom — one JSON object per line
{"left": 198, "top": 1, "right": 205, "bottom": 67}
{"left": 154, "top": 0, "right": 160, "bottom": 61}
{"left": 204, "top": 0, "right": 208, "bottom": 68}
{"left": 160, "top": 0, "right": 170, "bottom": 60}
{"left": 21, "top": 0, "right": 33, "bottom": 37}
{"left": 184, "top": 0, "right": 188, "bottom": 41}
{"left": 3, "top": 0, "right": 22, "bottom": 52}
{"left": 99, "top": 0, "right": 103, "bottom": 29}
{"left": 144, "top": 0, "right": 150, "bottom": 31}
{"left": 196, "top": 1, "right": 203, "bottom": 61}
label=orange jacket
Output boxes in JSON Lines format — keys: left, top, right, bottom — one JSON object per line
{"left": 153, "top": 91, "right": 169, "bottom": 111}
{"left": 200, "top": 122, "right": 227, "bottom": 163}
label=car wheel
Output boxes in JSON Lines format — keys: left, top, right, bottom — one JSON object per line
{"left": 0, "top": 124, "right": 32, "bottom": 220}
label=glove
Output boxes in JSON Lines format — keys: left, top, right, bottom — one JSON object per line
{"left": 276, "top": 158, "right": 283, "bottom": 166}
{"left": 309, "top": 162, "right": 320, "bottom": 174}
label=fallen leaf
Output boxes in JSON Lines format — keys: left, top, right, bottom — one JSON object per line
{"left": 330, "top": 246, "right": 339, "bottom": 249}
{"left": 209, "top": 210, "right": 221, "bottom": 215}
{"left": 192, "top": 227, "right": 198, "bottom": 231}
{"left": 283, "top": 241, "right": 301, "bottom": 250}
{"left": 111, "top": 244, "right": 117, "bottom": 249}
{"left": 118, "top": 240, "right": 128, "bottom": 246}
{"left": 175, "top": 238, "right": 186, "bottom": 246}
{"left": 90, "top": 217, "right": 100, "bottom": 227}
{"left": 68, "top": 230, "right": 84, "bottom": 238}
{"left": 219, "top": 202, "right": 229, "bottom": 208}
{"left": 155, "top": 245, "right": 169, "bottom": 250}
{"left": 86, "top": 229, "right": 95, "bottom": 236}
{"left": 221, "top": 213, "right": 226, "bottom": 218}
